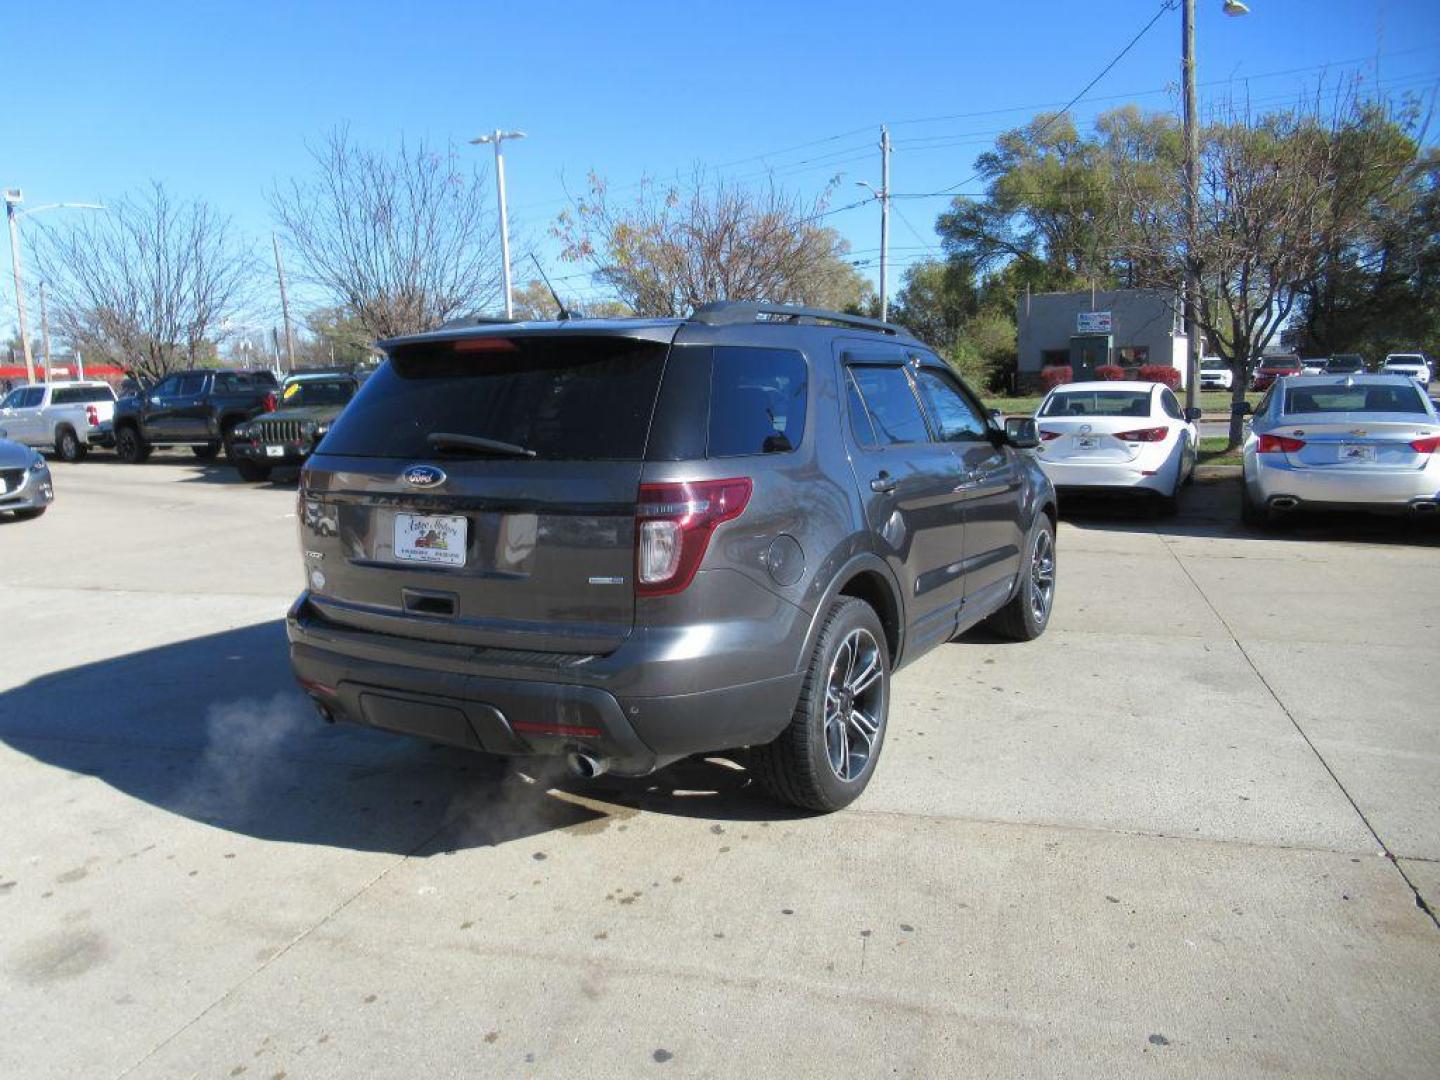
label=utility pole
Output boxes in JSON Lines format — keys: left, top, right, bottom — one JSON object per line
{"left": 879, "top": 125, "right": 891, "bottom": 323}
{"left": 39, "top": 280, "right": 52, "bottom": 384}
{"left": 857, "top": 127, "right": 892, "bottom": 322}
{"left": 1182, "top": 0, "right": 1201, "bottom": 412}
{"left": 5, "top": 191, "right": 34, "bottom": 385}
{"left": 272, "top": 233, "right": 296, "bottom": 374}
{"left": 470, "top": 130, "right": 526, "bottom": 319}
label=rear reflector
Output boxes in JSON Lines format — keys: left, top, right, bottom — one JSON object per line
{"left": 1409, "top": 436, "right": 1440, "bottom": 454}
{"left": 636, "top": 478, "right": 752, "bottom": 596}
{"left": 1113, "top": 426, "right": 1169, "bottom": 443}
{"left": 511, "top": 719, "right": 603, "bottom": 739}
{"left": 1258, "top": 434, "right": 1306, "bottom": 453}
{"left": 296, "top": 676, "right": 337, "bottom": 698}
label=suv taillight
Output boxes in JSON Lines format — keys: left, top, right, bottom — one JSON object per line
{"left": 635, "top": 478, "right": 752, "bottom": 596}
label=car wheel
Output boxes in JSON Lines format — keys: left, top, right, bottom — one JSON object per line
{"left": 115, "top": 426, "right": 151, "bottom": 464}
{"left": 236, "top": 459, "right": 271, "bottom": 483}
{"left": 55, "top": 427, "right": 86, "bottom": 463}
{"left": 752, "top": 597, "right": 889, "bottom": 813}
{"left": 985, "top": 514, "right": 1057, "bottom": 641}
{"left": 192, "top": 442, "right": 221, "bottom": 460}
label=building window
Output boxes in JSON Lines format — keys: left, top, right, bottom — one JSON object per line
{"left": 1041, "top": 349, "right": 1070, "bottom": 367}
{"left": 1117, "top": 346, "right": 1150, "bottom": 365}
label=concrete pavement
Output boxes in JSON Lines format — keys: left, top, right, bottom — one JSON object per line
{"left": 1, "top": 457, "right": 1437, "bottom": 1078}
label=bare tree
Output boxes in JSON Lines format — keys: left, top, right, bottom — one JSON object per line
{"left": 1119, "top": 94, "right": 1420, "bottom": 444}
{"left": 271, "top": 130, "right": 503, "bottom": 340}
{"left": 35, "top": 183, "right": 256, "bottom": 383}
{"left": 554, "top": 169, "right": 871, "bottom": 316}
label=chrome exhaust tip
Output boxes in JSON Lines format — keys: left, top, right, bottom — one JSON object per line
{"left": 565, "top": 751, "right": 609, "bottom": 780}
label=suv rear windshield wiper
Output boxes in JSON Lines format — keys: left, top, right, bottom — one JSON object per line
{"left": 426, "top": 431, "right": 537, "bottom": 458}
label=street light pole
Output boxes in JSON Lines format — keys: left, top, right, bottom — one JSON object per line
{"left": 40, "top": 280, "right": 52, "bottom": 383}
{"left": 5, "top": 192, "right": 34, "bottom": 385}
{"left": 3, "top": 191, "right": 106, "bottom": 384}
{"left": 856, "top": 125, "right": 893, "bottom": 322}
{"left": 1182, "top": 0, "right": 1201, "bottom": 412}
{"left": 469, "top": 130, "right": 526, "bottom": 319}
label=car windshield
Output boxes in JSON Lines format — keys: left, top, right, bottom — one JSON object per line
{"left": 1039, "top": 390, "right": 1152, "bottom": 418}
{"left": 280, "top": 378, "right": 355, "bottom": 408}
{"left": 1201, "top": 359, "right": 1226, "bottom": 370}
{"left": 1283, "top": 385, "right": 1428, "bottom": 415}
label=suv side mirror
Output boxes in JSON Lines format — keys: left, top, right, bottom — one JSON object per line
{"left": 1184, "top": 406, "right": 1203, "bottom": 421}
{"left": 1004, "top": 416, "right": 1040, "bottom": 449}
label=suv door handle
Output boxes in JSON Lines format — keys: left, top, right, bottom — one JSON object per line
{"left": 870, "top": 472, "right": 896, "bottom": 494}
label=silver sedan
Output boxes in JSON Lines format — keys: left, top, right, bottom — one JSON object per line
{"left": 0, "top": 433, "right": 53, "bottom": 520}
{"left": 1241, "top": 375, "right": 1440, "bottom": 524}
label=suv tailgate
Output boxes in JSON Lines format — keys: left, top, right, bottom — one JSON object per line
{"left": 298, "top": 328, "right": 677, "bottom": 655}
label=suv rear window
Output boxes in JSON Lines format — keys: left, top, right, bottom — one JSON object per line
{"left": 320, "top": 335, "right": 669, "bottom": 460}
{"left": 707, "top": 347, "right": 806, "bottom": 456}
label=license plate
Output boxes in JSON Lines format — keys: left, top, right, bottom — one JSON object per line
{"left": 1077, "top": 436, "right": 1099, "bottom": 449}
{"left": 394, "top": 513, "right": 468, "bottom": 566}
{"left": 265, "top": 445, "right": 285, "bottom": 458}
{"left": 1339, "top": 443, "right": 1375, "bottom": 463}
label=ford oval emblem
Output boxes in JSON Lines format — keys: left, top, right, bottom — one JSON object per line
{"left": 402, "top": 464, "right": 446, "bottom": 488}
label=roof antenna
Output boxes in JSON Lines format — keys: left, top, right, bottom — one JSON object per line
{"left": 529, "top": 253, "right": 575, "bottom": 320}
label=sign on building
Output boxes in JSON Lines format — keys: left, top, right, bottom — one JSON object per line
{"left": 1076, "top": 310, "right": 1112, "bottom": 334}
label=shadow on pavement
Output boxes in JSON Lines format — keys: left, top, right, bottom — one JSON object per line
{"left": 1059, "top": 473, "right": 1440, "bottom": 549}
{"left": 57, "top": 453, "right": 301, "bottom": 487}
{"left": 0, "top": 621, "right": 792, "bottom": 857}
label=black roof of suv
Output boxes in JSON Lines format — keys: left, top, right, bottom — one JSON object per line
{"left": 287, "top": 301, "right": 1057, "bottom": 812}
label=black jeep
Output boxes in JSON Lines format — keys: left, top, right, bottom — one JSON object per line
{"left": 230, "top": 371, "right": 362, "bottom": 481}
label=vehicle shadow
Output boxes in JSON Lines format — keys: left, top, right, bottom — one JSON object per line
{"left": 65, "top": 453, "right": 301, "bottom": 487}
{"left": 1059, "top": 473, "right": 1440, "bottom": 549}
{"left": 0, "top": 621, "right": 794, "bottom": 857}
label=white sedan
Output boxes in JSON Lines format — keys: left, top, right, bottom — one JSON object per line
{"left": 1032, "top": 381, "right": 1200, "bottom": 514}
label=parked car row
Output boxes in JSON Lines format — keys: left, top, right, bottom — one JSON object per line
{"left": 1248, "top": 352, "right": 1432, "bottom": 391}
{"left": 0, "top": 366, "right": 364, "bottom": 482}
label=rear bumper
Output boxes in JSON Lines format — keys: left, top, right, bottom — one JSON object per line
{"left": 1038, "top": 456, "right": 1175, "bottom": 495}
{"left": 85, "top": 422, "right": 114, "bottom": 447}
{"left": 1247, "top": 456, "right": 1440, "bottom": 512}
{"left": 286, "top": 593, "right": 804, "bottom": 775}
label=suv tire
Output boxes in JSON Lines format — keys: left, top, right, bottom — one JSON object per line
{"left": 236, "top": 459, "right": 272, "bottom": 483}
{"left": 55, "top": 427, "right": 87, "bottom": 463}
{"left": 985, "top": 515, "right": 1056, "bottom": 641}
{"left": 753, "top": 596, "right": 890, "bottom": 812}
{"left": 193, "top": 442, "right": 221, "bottom": 460}
{"left": 115, "top": 426, "right": 151, "bottom": 464}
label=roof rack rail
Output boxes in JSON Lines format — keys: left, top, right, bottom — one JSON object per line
{"left": 689, "top": 301, "right": 906, "bottom": 336}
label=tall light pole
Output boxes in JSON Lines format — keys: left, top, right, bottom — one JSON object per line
{"left": 857, "top": 125, "right": 892, "bottom": 322}
{"left": 4, "top": 190, "right": 106, "bottom": 384}
{"left": 272, "top": 233, "right": 296, "bottom": 373}
{"left": 469, "top": 129, "right": 526, "bottom": 319}
{"left": 1184, "top": 0, "right": 1249, "bottom": 411}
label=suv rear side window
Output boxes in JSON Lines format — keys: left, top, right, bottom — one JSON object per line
{"left": 847, "top": 365, "right": 929, "bottom": 446}
{"left": 708, "top": 346, "right": 806, "bottom": 456}
{"left": 321, "top": 335, "right": 669, "bottom": 460}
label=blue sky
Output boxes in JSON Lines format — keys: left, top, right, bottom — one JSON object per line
{"left": 3, "top": 0, "right": 1437, "bottom": 327}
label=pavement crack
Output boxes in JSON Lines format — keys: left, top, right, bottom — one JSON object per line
{"left": 1156, "top": 531, "right": 1440, "bottom": 931}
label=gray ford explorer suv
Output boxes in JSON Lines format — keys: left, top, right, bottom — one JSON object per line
{"left": 287, "top": 302, "right": 1057, "bottom": 811}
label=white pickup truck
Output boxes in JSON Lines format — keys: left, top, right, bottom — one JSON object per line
{"left": 0, "top": 381, "right": 119, "bottom": 462}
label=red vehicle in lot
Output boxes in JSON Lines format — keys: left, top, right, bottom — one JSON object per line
{"left": 1251, "top": 357, "right": 1303, "bottom": 392}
